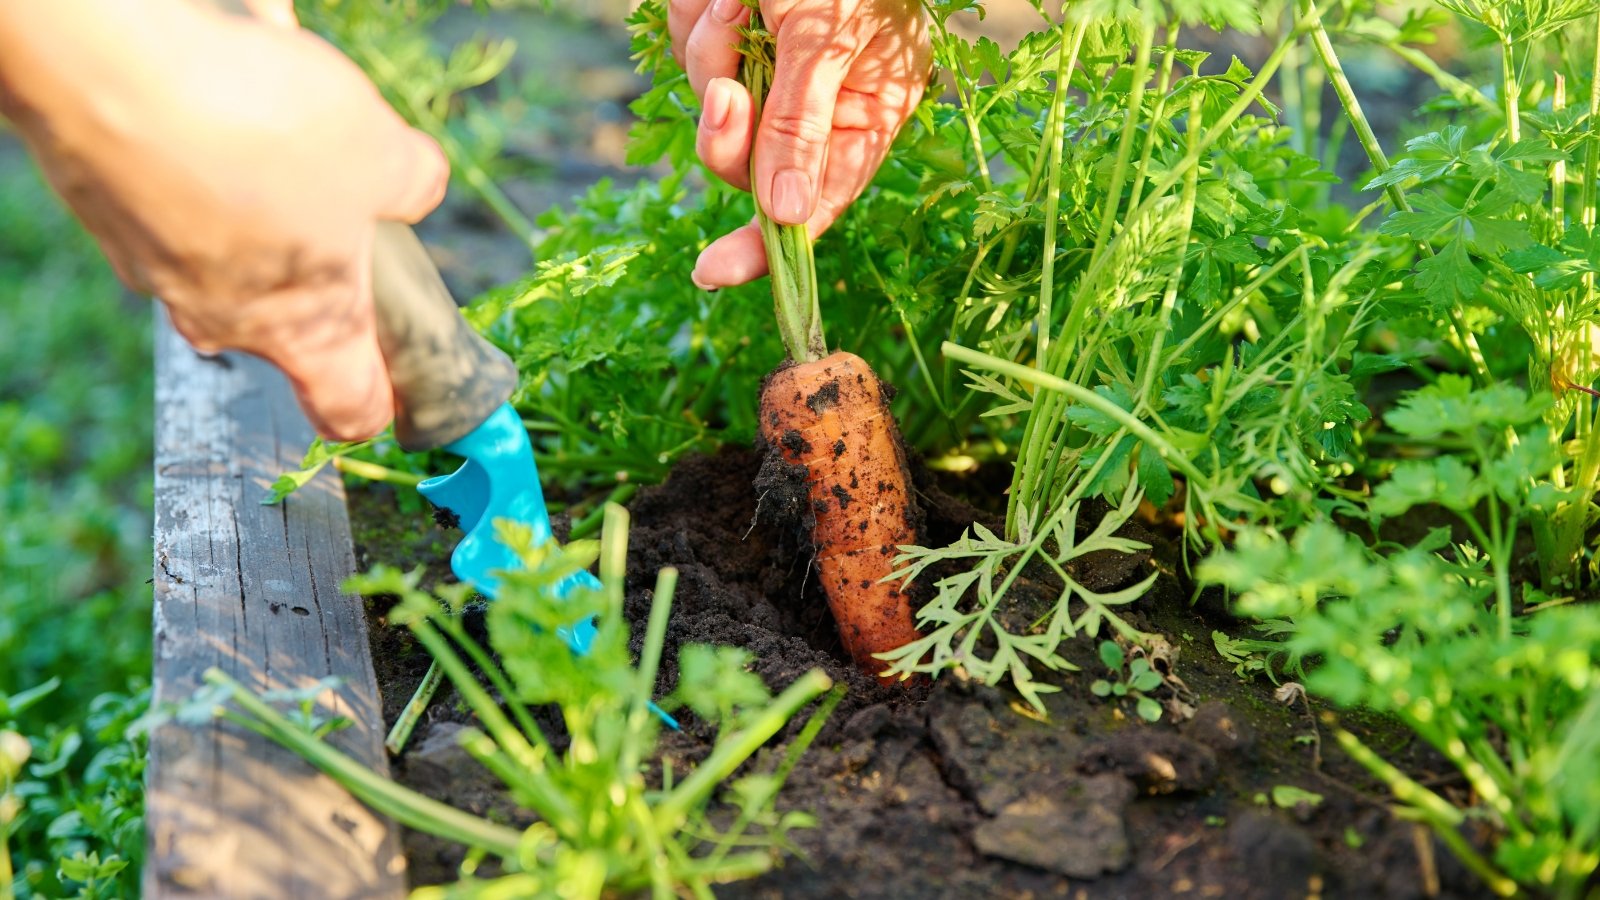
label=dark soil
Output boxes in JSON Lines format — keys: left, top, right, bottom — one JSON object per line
{"left": 348, "top": 449, "right": 1496, "bottom": 900}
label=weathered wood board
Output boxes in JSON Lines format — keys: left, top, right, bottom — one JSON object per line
{"left": 147, "top": 314, "right": 406, "bottom": 898}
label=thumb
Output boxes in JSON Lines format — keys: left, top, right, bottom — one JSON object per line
{"left": 754, "top": 29, "right": 855, "bottom": 226}
{"left": 370, "top": 122, "right": 450, "bottom": 224}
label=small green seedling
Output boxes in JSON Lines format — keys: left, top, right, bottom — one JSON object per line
{"left": 1271, "top": 785, "right": 1324, "bottom": 810}
{"left": 1090, "top": 640, "right": 1165, "bottom": 722}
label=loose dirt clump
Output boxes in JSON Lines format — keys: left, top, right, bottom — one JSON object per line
{"left": 352, "top": 449, "right": 1496, "bottom": 898}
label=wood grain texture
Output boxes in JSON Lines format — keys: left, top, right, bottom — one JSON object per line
{"left": 147, "top": 314, "right": 406, "bottom": 898}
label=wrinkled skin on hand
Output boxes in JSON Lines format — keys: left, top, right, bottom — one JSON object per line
{"left": 0, "top": 0, "right": 447, "bottom": 440}
{"left": 669, "top": 0, "right": 931, "bottom": 288}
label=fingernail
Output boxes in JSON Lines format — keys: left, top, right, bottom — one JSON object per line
{"left": 691, "top": 269, "right": 716, "bottom": 291}
{"left": 771, "top": 169, "right": 813, "bottom": 224}
{"left": 711, "top": 0, "right": 744, "bottom": 22}
{"left": 704, "top": 80, "right": 731, "bottom": 132}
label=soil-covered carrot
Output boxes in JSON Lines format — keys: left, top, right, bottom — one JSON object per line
{"left": 758, "top": 352, "right": 923, "bottom": 679}
{"left": 740, "top": 14, "right": 923, "bottom": 682}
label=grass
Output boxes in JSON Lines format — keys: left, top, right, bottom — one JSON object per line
{"left": 0, "top": 139, "right": 152, "bottom": 898}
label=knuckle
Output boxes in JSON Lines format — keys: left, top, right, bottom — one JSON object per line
{"left": 762, "top": 112, "right": 831, "bottom": 154}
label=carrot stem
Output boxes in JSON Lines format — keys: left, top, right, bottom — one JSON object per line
{"left": 741, "top": 12, "right": 826, "bottom": 363}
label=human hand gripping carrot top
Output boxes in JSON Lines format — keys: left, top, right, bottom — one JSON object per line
{"left": 670, "top": 0, "right": 933, "bottom": 289}
{"left": 0, "top": 0, "right": 448, "bottom": 441}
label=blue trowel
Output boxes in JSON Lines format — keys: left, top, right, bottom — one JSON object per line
{"left": 368, "top": 222, "right": 674, "bottom": 728}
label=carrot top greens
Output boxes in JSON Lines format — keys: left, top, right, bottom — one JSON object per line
{"left": 739, "top": 9, "right": 826, "bottom": 365}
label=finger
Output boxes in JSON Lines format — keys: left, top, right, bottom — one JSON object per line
{"left": 808, "top": 124, "right": 891, "bottom": 236}
{"left": 370, "top": 124, "right": 450, "bottom": 223}
{"left": 696, "top": 78, "right": 754, "bottom": 191}
{"left": 683, "top": 0, "right": 749, "bottom": 100}
{"left": 267, "top": 280, "right": 395, "bottom": 442}
{"left": 692, "top": 220, "right": 767, "bottom": 289}
{"left": 693, "top": 124, "right": 888, "bottom": 290}
{"left": 666, "top": 0, "right": 712, "bottom": 66}
{"left": 754, "top": 23, "right": 861, "bottom": 226}
{"left": 834, "top": 84, "right": 920, "bottom": 133}
{"left": 279, "top": 330, "right": 394, "bottom": 442}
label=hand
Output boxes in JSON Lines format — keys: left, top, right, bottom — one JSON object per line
{"left": 0, "top": 0, "right": 447, "bottom": 440}
{"left": 668, "top": 0, "right": 931, "bottom": 288}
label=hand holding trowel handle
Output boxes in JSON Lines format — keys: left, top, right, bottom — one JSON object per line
{"left": 0, "top": 0, "right": 591, "bottom": 639}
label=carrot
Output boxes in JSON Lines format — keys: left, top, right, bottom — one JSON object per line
{"left": 759, "top": 351, "right": 924, "bottom": 681}
{"left": 737, "top": 14, "right": 924, "bottom": 683}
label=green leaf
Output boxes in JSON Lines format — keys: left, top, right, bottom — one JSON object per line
{"left": 1136, "top": 696, "right": 1164, "bottom": 722}
{"left": 1349, "top": 352, "right": 1414, "bottom": 378}
{"left": 973, "top": 191, "right": 1030, "bottom": 239}
{"left": 1364, "top": 126, "right": 1468, "bottom": 189}
{"left": 0, "top": 677, "right": 61, "bottom": 720}
{"left": 1138, "top": 441, "right": 1176, "bottom": 508}
{"left": 1129, "top": 659, "right": 1164, "bottom": 692}
{"left": 1485, "top": 427, "right": 1558, "bottom": 503}
{"left": 1412, "top": 237, "right": 1483, "bottom": 311}
{"left": 673, "top": 644, "right": 773, "bottom": 727}
{"left": 57, "top": 850, "right": 128, "bottom": 883}
{"left": 1270, "top": 784, "right": 1323, "bottom": 808}
{"left": 1380, "top": 193, "right": 1464, "bottom": 241}
{"left": 1370, "top": 456, "right": 1484, "bottom": 517}
{"left": 1384, "top": 376, "right": 1548, "bottom": 436}
{"left": 1466, "top": 214, "right": 1531, "bottom": 256}
{"left": 1098, "top": 640, "right": 1125, "bottom": 672}
{"left": 1066, "top": 384, "right": 1135, "bottom": 437}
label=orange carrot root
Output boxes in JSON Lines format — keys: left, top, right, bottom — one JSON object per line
{"left": 758, "top": 351, "right": 923, "bottom": 682}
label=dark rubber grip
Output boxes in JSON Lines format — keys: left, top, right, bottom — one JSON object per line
{"left": 370, "top": 222, "right": 519, "bottom": 452}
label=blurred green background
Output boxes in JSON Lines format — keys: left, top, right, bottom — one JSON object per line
{"left": 0, "top": 136, "right": 153, "bottom": 897}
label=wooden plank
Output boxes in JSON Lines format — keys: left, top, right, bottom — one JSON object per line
{"left": 146, "top": 313, "right": 406, "bottom": 898}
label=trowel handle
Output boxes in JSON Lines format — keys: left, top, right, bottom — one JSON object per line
{"left": 370, "top": 222, "right": 520, "bottom": 452}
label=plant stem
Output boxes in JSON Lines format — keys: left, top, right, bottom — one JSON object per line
{"left": 384, "top": 659, "right": 442, "bottom": 756}
{"left": 1299, "top": 0, "right": 1492, "bottom": 386}
{"left": 1000, "top": 15, "right": 1085, "bottom": 531}
{"left": 1040, "top": 17, "right": 1114, "bottom": 363}
{"left": 0, "top": 826, "right": 13, "bottom": 900}
{"left": 996, "top": 20, "right": 1087, "bottom": 277}
{"left": 1554, "top": 75, "right": 1567, "bottom": 228}
{"left": 1052, "top": 22, "right": 1298, "bottom": 368}
{"left": 702, "top": 684, "right": 844, "bottom": 873}
{"left": 930, "top": 12, "right": 993, "bottom": 192}
{"left": 1583, "top": 13, "right": 1600, "bottom": 230}
{"left": 1128, "top": 19, "right": 1180, "bottom": 212}
{"left": 625, "top": 567, "right": 676, "bottom": 778}
{"left": 1384, "top": 43, "right": 1498, "bottom": 116}
{"left": 333, "top": 457, "right": 424, "bottom": 488}
{"left": 742, "top": 16, "right": 825, "bottom": 364}
{"left": 1332, "top": 725, "right": 1516, "bottom": 897}
{"left": 1136, "top": 90, "right": 1202, "bottom": 405}
{"left": 206, "top": 668, "right": 525, "bottom": 860}
{"left": 570, "top": 483, "right": 639, "bottom": 541}
{"left": 943, "top": 341, "right": 1212, "bottom": 489}
{"left": 658, "top": 670, "right": 831, "bottom": 828}
{"left": 408, "top": 620, "right": 575, "bottom": 827}
{"left": 1500, "top": 38, "right": 1521, "bottom": 144}
{"left": 432, "top": 615, "right": 551, "bottom": 758}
